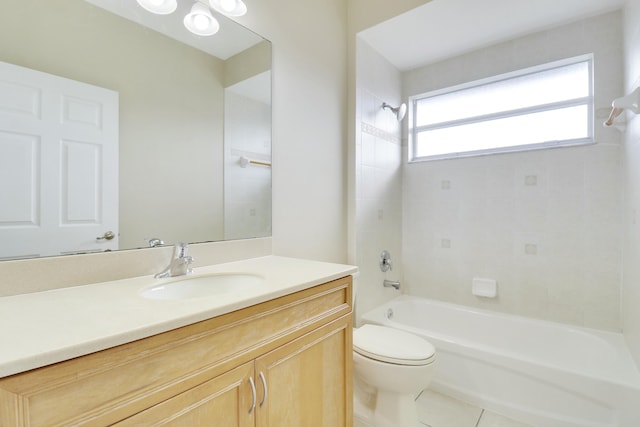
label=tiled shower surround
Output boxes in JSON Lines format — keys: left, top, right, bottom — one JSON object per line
{"left": 402, "top": 11, "right": 624, "bottom": 331}
{"left": 403, "top": 144, "right": 622, "bottom": 330}
{"left": 355, "top": 38, "right": 404, "bottom": 317}
{"left": 356, "top": 10, "right": 626, "bottom": 332}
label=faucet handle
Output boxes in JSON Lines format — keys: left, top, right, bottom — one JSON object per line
{"left": 380, "top": 250, "right": 393, "bottom": 272}
{"left": 184, "top": 256, "right": 194, "bottom": 275}
{"left": 173, "top": 242, "right": 188, "bottom": 257}
{"left": 145, "top": 237, "right": 164, "bottom": 247}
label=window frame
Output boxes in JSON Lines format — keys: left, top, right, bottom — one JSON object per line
{"left": 408, "top": 54, "right": 595, "bottom": 162}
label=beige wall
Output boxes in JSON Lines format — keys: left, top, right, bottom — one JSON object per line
{"left": 237, "top": 0, "right": 349, "bottom": 262}
{"left": 348, "top": 0, "right": 432, "bottom": 33}
{"left": 224, "top": 41, "right": 271, "bottom": 88}
{"left": 402, "top": 12, "right": 624, "bottom": 331}
{"left": 622, "top": 0, "right": 640, "bottom": 365}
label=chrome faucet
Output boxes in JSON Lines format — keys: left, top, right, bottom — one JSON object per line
{"left": 383, "top": 279, "right": 401, "bottom": 290}
{"left": 155, "top": 242, "right": 194, "bottom": 278}
{"left": 380, "top": 250, "right": 393, "bottom": 272}
{"left": 146, "top": 237, "right": 165, "bottom": 248}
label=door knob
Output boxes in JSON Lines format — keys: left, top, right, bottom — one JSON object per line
{"left": 97, "top": 231, "right": 115, "bottom": 241}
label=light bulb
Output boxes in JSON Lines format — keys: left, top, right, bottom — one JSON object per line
{"left": 184, "top": 3, "right": 219, "bottom": 36}
{"left": 209, "top": 0, "right": 246, "bottom": 16}
{"left": 137, "top": 0, "right": 177, "bottom": 14}
{"left": 193, "top": 14, "right": 209, "bottom": 31}
{"left": 220, "top": 0, "right": 237, "bottom": 12}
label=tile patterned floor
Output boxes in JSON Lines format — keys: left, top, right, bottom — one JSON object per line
{"left": 416, "top": 390, "right": 532, "bottom": 427}
{"left": 354, "top": 389, "right": 533, "bottom": 427}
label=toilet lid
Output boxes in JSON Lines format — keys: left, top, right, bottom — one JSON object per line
{"left": 353, "top": 324, "right": 435, "bottom": 366}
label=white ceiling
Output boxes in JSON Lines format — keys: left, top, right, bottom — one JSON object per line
{"left": 359, "top": 0, "right": 627, "bottom": 71}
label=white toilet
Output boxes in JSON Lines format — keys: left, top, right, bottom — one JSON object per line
{"left": 353, "top": 324, "right": 436, "bottom": 427}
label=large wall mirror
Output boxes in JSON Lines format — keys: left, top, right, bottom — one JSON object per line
{"left": 0, "top": 0, "right": 272, "bottom": 260}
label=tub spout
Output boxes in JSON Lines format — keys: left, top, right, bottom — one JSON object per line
{"left": 383, "top": 279, "right": 400, "bottom": 290}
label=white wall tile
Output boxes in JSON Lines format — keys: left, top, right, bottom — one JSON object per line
{"left": 355, "top": 38, "right": 404, "bottom": 317}
{"left": 401, "top": 12, "right": 624, "bottom": 331}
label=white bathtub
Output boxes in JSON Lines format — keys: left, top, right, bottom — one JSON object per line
{"left": 360, "top": 295, "right": 640, "bottom": 427}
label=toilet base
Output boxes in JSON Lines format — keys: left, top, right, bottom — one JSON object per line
{"left": 372, "top": 390, "right": 419, "bottom": 427}
{"left": 354, "top": 377, "right": 422, "bottom": 427}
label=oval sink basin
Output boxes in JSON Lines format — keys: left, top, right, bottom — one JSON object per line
{"left": 141, "top": 273, "right": 264, "bottom": 300}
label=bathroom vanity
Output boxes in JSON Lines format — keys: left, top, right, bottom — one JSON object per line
{"left": 0, "top": 256, "right": 356, "bottom": 426}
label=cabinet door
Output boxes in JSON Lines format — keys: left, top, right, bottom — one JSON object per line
{"left": 115, "top": 362, "right": 255, "bottom": 427}
{"left": 255, "top": 315, "right": 353, "bottom": 427}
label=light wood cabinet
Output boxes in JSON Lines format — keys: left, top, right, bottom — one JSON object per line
{"left": 255, "top": 317, "right": 351, "bottom": 426}
{"left": 0, "top": 276, "right": 353, "bottom": 427}
{"left": 114, "top": 362, "right": 255, "bottom": 427}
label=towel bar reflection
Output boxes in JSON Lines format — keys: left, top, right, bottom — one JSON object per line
{"left": 239, "top": 156, "right": 272, "bottom": 168}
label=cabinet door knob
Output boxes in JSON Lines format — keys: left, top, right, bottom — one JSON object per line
{"left": 248, "top": 376, "right": 257, "bottom": 414}
{"left": 259, "top": 371, "right": 268, "bottom": 407}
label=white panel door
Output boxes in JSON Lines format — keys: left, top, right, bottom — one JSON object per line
{"left": 0, "top": 61, "right": 118, "bottom": 259}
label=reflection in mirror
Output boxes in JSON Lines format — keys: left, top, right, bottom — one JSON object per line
{"left": 0, "top": 0, "right": 271, "bottom": 260}
{"left": 224, "top": 70, "right": 272, "bottom": 240}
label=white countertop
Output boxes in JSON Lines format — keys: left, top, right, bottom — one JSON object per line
{"left": 0, "top": 256, "right": 357, "bottom": 378}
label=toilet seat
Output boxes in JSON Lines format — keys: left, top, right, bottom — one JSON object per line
{"left": 353, "top": 324, "right": 435, "bottom": 366}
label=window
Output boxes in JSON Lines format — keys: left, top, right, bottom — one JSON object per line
{"left": 409, "top": 55, "right": 594, "bottom": 161}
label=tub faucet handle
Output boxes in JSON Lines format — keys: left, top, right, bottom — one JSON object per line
{"left": 380, "top": 250, "right": 393, "bottom": 272}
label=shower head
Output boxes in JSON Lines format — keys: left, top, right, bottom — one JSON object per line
{"left": 382, "top": 102, "right": 407, "bottom": 121}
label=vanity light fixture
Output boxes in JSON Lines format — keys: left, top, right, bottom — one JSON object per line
{"left": 136, "top": 0, "right": 178, "bottom": 15}
{"left": 209, "top": 0, "right": 247, "bottom": 16}
{"left": 184, "top": 2, "right": 220, "bottom": 36}
{"left": 136, "top": 0, "right": 248, "bottom": 36}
